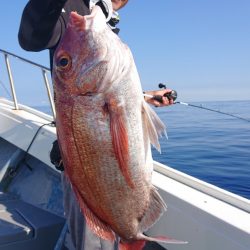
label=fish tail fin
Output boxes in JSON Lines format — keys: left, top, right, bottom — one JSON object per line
{"left": 142, "top": 101, "right": 167, "bottom": 153}
{"left": 136, "top": 187, "right": 187, "bottom": 245}
{"left": 119, "top": 240, "right": 146, "bottom": 250}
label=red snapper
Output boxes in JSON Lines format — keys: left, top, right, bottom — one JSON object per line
{"left": 53, "top": 6, "right": 185, "bottom": 249}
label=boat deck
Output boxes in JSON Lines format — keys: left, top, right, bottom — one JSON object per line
{"left": 0, "top": 136, "right": 167, "bottom": 250}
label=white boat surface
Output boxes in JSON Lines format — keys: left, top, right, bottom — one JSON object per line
{"left": 0, "top": 49, "right": 249, "bottom": 250}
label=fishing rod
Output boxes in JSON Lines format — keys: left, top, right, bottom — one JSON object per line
{"left": 143, "top": 83, "right": 250, "bottom": 123}
{"left": 175, "top": 101, "right": 250, "bottom": 123}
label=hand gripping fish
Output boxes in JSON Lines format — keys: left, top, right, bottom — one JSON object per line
{"left": 53, "top": 6, "right": 186, "bottom": 250}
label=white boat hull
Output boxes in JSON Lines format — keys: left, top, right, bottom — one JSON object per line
{"left": 1, "top": 97, "right": 249, "bottom": 249}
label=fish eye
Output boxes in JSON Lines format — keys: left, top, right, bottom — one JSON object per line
{"left": 57, "top": 54, "right": 72, "bottom": 70}
{"left": 59, "top": 57, "right": 69, "bottom": 67}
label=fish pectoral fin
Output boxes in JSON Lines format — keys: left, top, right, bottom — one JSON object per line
{"left": 142, "top": 101, "right": 167, "bottom": 152}
{"left": 108, "top": 100, "right": 135, "bottom": 189}
{"left": 72, "top": 184, "right": 116, "bottom": 242}
{"left": 139, "top": 187, "right": 167, "bottom": 232}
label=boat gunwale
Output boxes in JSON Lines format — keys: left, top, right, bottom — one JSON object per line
{"left": 1, "top": 97, "right": 249, "bottom": 214}
{"left": 153, "top": 161, "right": 250, "bottom": 213}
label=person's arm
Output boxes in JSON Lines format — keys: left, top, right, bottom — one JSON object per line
{"left": 18, "top": 0, "right": 67, "bottom": 51}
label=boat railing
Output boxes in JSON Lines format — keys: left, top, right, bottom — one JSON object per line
{"left": 0, "top": 49, "right": 56, "bottom": 119}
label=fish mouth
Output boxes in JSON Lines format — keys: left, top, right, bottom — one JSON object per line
{"left": 77, "top": 92, "right": 94, "bottom": 96}
{"left": 69, "top": 6, "right": 106, "bottom": 31}
{"left": 69, "top": 12, "right": 87, "bottom": 31}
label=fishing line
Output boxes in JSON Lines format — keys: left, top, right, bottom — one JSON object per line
{"left": 174, "top": 101, "right": 250, "bottom": 123}
{"left": 143, "top": 83, "right": 250, "bottom": 123}
{"left": 1, "top": 121, "right": 55, "bottom": 191}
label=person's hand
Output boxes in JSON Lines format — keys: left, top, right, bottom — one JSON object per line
{"left": 90, "top": 0, "right": 113, "bottom": 21}
{"left": 144, "top": 89, "right": 175, "bottom": 107}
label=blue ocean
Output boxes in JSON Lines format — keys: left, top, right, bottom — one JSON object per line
{"left": 36, "top": 100, "right": 250, "bottom": 200}
{"left": 152, "top": 100, "right": 250, "bottom": 200}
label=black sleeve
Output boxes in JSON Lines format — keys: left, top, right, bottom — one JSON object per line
{"left": 18, "top": 0, "right": 67, "bottom": 51}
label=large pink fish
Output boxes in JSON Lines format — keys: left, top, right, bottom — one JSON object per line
{"left": 53, "top": 6, "right": 185, "bottom": 249}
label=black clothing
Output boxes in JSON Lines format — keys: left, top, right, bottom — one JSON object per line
{"left": 50, "top": 140, "right": 64, "bottom": 171}
{"left": 18, "top": 0, "right": 90, "bottom": 70}
{"left": 18, "top": 0, "right": 120, "bottom": 171}
{"left": 18, "top": 0, "right": 119, "bottom": 70}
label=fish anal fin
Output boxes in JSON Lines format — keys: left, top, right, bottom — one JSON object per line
{"left": 108, "top": 99, "right": 135, "bottom": 189}
{"left": 139, "top": 187, "right": 167, "bottom": 233}
{"left": 72, "top": 185, "right": 115, "bottom": 242}
{"left": 136, "top": 188, "right": 188, "bottom": 245}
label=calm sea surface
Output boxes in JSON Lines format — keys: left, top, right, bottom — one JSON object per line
{"left": 152, "top": 100, "right": 250, "bottom": 200}
{"left": 36, "top": 100, "right": 250, "bottom": 199}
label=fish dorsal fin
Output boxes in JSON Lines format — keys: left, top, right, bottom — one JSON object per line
{"left": 72, "top": 184, "right": 116, "bottom": 242}
{"left": 142, "top": 101, "right": 167, "bottom": 152}
{"left": 139, "top": 187, "right": 167, "bottom": 232}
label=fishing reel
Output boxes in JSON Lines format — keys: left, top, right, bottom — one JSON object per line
{"left": 152, "top": 83, "right": 178, "bottom": 103}
{"left": 150, "top": 84, "right": 250, "bottom": 122}
{"left": 159, "top": 83, "right": 178, "bottom": 101}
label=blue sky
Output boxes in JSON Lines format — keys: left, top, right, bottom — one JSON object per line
{"left": 0, "top": 0, "right": 249, "bottom": 105}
